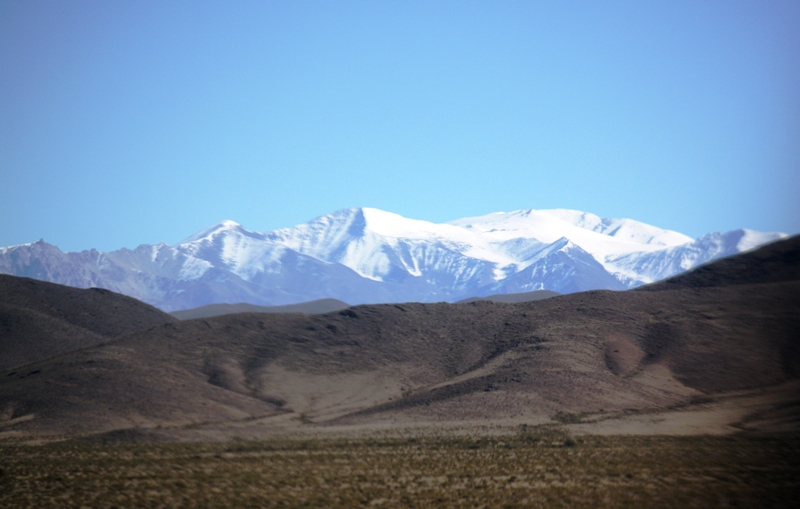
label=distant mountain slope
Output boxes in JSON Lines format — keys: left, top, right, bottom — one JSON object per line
{"left": 1, "top": 236, "right": 797, "bottom": 439}
{"left": 457, "top": 290, "right": 560, "bottom": 304}
{"left": 0, "top": 275, "right": 175, "bottom": 370}
{"left": 0, "top": 208, "right": 786, "bottom": 311}
{"left": 170, "top": 298, "right": 350, "bottom": 320}
{"left": 639, "top": 235, "right": 800, "bottom": 290}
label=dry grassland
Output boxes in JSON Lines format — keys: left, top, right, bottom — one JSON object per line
{"left": 1, "top": 432, "right": 798, "bottom": 508}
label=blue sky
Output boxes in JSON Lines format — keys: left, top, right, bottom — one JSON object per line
{"left": 2, "top": 0, "right": 798, "bottom": 252}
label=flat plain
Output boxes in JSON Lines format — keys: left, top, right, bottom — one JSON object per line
{"left": 2, "top": 432, "right": 798, "bottom": 508}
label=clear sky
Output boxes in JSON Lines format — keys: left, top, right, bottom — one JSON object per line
{"left": 1, "top": 0, "right": 798, "bottom": 252}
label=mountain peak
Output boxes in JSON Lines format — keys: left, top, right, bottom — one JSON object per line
{"left": 308, "top": 207, "right": 472, "bottom": 242}
{"left": 179, "top": 220, "right": 245, "bottom": 245}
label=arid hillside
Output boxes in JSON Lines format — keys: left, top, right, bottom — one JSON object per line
{"left": 0, "top": 275, "right": 175, "bottom": 370}
{"left": 1, "top": 237, "right": 798, "bottom": 441}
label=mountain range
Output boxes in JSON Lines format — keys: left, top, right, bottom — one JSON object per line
{"left": 0, "top": 207, "right": 785, "bottom": 311}
{"left": 2, "top": 234, "right": 798, "bottom": 441}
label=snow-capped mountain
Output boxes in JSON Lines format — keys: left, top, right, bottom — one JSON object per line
{"left": 0, "top": 208, "right": 786, "bottom": 311}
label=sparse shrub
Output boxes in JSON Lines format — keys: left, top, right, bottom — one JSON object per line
{"left": 553, "top": 411, "right": 586, "bottom": 424}
{"left": 2, "top": 434, "right": 798, "bottom": 508}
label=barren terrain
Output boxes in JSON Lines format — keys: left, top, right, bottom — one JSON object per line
{"left": 1, "top": 237, "right": 798, "bottom": 442}
{"left": 1, "top": 237, "right": 798, "bottom": 506}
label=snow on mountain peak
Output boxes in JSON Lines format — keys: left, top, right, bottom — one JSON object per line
{"left": 0, "top": 206, "right": 788, "bottom": 311}
{"left": 360, "top": 207, "right": 438, "bottom": 238}
{"left": 174, "top": 207, "right": 722, "bottom": 286}
{"left": 179, "top": 220, "right": 245, "bottom": 245}
{"left": 262, "top": 208, "right": 504, "bottom": 281}
{"left": 540, "top": 209, "right": 692, "bottom": 247}
{"left": 448, "top": 208, "right": 693, "bottom": 262}
{"left": 0, "top": 239, "right": 43, "bottom": 253}
{"left": 358, "top": 207, "right": 481, "bottom": 243}
{"left": 734, "top": 229, "right": 787, "bottom": 252}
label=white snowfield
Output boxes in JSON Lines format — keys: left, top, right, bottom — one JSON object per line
{"left": 178, "top": 207, "right": 780, "bottom": 284}
{"left": 0, "top": 207, "right": 787, "bottom": 311}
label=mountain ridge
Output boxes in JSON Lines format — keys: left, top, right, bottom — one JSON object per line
{"left": 0, "top": 207, "right": 786, "bottom": 311}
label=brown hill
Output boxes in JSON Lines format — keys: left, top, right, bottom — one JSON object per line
{"left": 0, "top": 275, "right": 175, "bottom": 370}
{"left": 1, "top": 238, "right": 798, "bottom": 440}
{"left": 170, "top": 298, "right": 350, "bottom": 320}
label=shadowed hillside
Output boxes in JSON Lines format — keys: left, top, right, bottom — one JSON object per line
{"left": 0, "top": 237, "right": 798, "bottom": 440}
{"left": 0, "top": 275, "right": 175, "bottom": 370}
